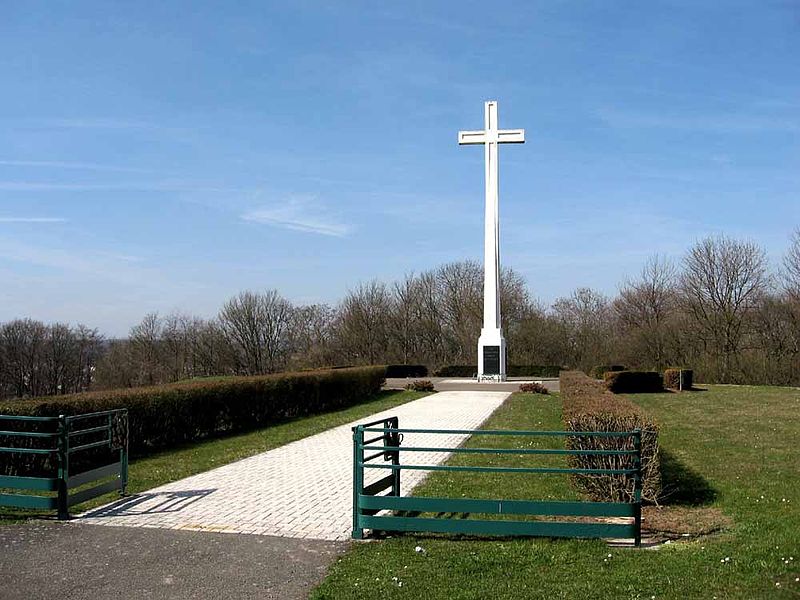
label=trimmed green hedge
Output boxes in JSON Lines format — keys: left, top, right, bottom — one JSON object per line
{"left": 560, "top": 371, "right": 660, "bottom": 503}
{"left": 385, "top": 365, "right": 428, "bottom": 378}
{"left": 508, "top": 365, "right": 562, "bottom": 377}
{"left": 0, "top": 366, "right": 387, "bottom": 458}
{"left": 433, "top": 365, "right": 562, "bottom": 377}
{"left": 590, "top": 365, "right": 625, "bottom": 379}
{"left": 663, "top": 368, "right": 693, "bottom": 390}
{"left": 604, "top": 370, "right": 664, "bottom": 393}
{"left": 433, "top": 365, "right": 476, "bottom": 377}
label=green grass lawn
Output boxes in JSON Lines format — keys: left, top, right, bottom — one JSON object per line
{"left": 1, "top": 389, "right": 427, "bottom": 523}
{"left": 313, "top": 386, "right": 800, "bottom": 600}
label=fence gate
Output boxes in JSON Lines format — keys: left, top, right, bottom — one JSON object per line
{"left": 0, "top": 409, "right": 129, "bottom": 518}
{"left": 352, "top": 418, "right": 641, "bottom": 545}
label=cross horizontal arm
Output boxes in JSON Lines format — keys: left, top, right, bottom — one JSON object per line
{"left": 497, "top": 129, "right": 525, "bottom": 143}
{"left": 458, "top": 130, "right": 486, "bottom": 145}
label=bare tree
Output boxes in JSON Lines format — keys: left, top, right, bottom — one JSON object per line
{"left": 94, "top": 339, "right": 137, "bottom": 389}
{"left": 414, "top": 271, "right": 448, "bottom": 365}
{"left": 784, "top": 228, "right": 800, "bottom": 299}
{"left": 0, "top": 319, "right": 47, "bottom": 397}
{"left": 218, "top": 290, "right": 293, "bottom": 375}
{"left": 129, "top": 312, "right": 164, "bottom": 385}
{"left": 72, "top": 324, "right": 103, "bottom": 391}
{"left": 679, "top": 235, "right": 769, "bottom": 382}
{"left": 0, "top": 319, "right": 102, "bottom": 398}
{"left": 510, "top": 301, "right": 569, "bottom": 366}
{"left": 389, "top": 273, "right": 424, "bottom": 364}
{"left": 614, "top": 256, "right": 678, "bottom": 369}
{"left": 288, "top": 304, "right": 336, "bottom": 369}
{"left": 500, "top": 266, "right": 533, "bottom": 361}
{"left": 437, "top": 261, "right": 483, "bottom": 362}
{"left": 335, "top": 281, "right": 393, "bottom": 365}
{"left": 193, "top": 319, "right": 235, "bottom": 377}
{"left": 552, "top": 288, "right": 614, "bottom": 371}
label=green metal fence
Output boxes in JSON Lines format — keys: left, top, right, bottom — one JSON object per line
{"left": 352, "top": 418, "right": 642, "bottom": 545}
{"left": 0, "top": 409, "right": 128, "bottom": 518}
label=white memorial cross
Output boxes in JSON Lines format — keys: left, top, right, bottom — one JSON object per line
{"left": 458, "top": 100, "right": 525, "bottom": 381}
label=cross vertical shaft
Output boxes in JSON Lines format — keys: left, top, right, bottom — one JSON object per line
{"left": 484, "top": 101, "right": 501, "bottom": 332}
{"left": 458, "top": 100, "right": 525, "bottom": 381}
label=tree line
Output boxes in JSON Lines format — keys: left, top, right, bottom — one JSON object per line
{"left": 2, "top": 231, "right": 799, "bottom": 399}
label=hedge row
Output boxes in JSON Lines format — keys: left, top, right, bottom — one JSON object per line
{"left": 560, "top": 371, "right": 661, "bottom": 503}
{"left": 0, "top": 367, "right": 387, "bottom": 468}
{"left": 433, "top": 365, "right": 562, "bottom": 377}
{"left": 590, "top": 364, "right": 625, "bottom": 379}
{"left": 663, "top": 368, "right": 693, "bottom": 390}
{"left": 604, "top": 370, "right": 664, "bottom": 394}
{"left": 433, "top": 365, "right": 476, "bottom": 377}
{"left": 385, "top": 364, "right": 428, "bottom": 378}
{"left": 508, "top": 365, "right": 562, "bottom": 377}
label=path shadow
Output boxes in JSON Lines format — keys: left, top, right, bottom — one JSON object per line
{"left": 80, "top": 489, "right": 216, "bottom": 518}
{"left": 658, "top": 449, "right": 716, "bottom": 506}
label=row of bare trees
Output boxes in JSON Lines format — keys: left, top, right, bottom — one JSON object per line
{"left": 90, "top": 261, "right": 526, "bottom": 389}
{"left": 2, "top": 231, "right": 800, "bottom": 398}
{"left": 0, "top": 320, "right": 102, "bottom": 398}
{"left": 93, "top": 295, "right": 339, "bottom": 389}
{"left": 609, "top": 235, "right": 797, "bottom": 384}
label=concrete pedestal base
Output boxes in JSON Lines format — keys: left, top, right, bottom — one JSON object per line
{"left": 478, "top": 329, "right": 506, "bottom": 381}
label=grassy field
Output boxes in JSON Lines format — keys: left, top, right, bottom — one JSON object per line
{"left": 313, "top": 386, "right": 800, "bottom": 599}
{"left": 1, "top": 389, "right": 427, "bottom": 523}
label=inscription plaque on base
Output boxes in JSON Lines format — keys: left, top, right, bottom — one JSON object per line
{"left": 483, "top": 345, "right": 501, "bottom": 375}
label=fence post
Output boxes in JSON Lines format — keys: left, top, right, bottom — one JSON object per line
{"left": 120, "top": 410, "right": 129, "bottom": 496}
{"left": 352, "top": 425, "right": 364, "bottom": 539}
{"left": 56, "top": 415, "right": 69, "bottom": 520}
{"left": 633, "top": 428, "right": 642, "bottom": 547}
{"left": 389, "top": 417, "right": 400, "bottom": 497}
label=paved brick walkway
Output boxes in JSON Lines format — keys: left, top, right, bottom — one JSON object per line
{"left": 78, "top": 391, "right": 509, "bottom": 541}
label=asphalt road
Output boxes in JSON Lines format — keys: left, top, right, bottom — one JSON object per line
{"left": 0, "top": 522, "right": 346, "bottom": 600}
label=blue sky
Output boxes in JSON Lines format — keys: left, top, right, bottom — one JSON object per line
{"left": 1, "top": 1, "right": 798, "bottom": 335}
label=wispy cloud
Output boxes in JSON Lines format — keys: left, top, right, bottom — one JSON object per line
{"left": 3, "top": 117, "right": 193, "bottom": 140}
{"left": 242, "top": 197, "right": 352, "bottom": 237}
{"left": 0, "top": 181, "right": 239, "bottom": 193}
{"left": 597, "top": 108, "right": 800, "bottom": 134}
{"left": 0, "top": 159, "right": 155, "bottom": 173}
{"left": 42, "top": 118, "right": 158, "bottom": 130}
{"left": 0, "top": 238, "right": 153, "bottom": 286}
{"left": 0, "top": 217, "right": 67, "bottom": 223}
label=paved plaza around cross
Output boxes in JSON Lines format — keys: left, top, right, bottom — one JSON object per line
{"left": 76, "top": 390, "right": 510, "bottom": 541}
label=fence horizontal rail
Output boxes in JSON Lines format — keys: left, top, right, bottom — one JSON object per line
{"left": 359, "top": 495, "right": 637, "bottom": 518}
{"left": 68, "top": 425, "right": 109, "bottom": 438}
{"left": 0, "top": 446, "right": 57, "bottom": 455}
{"left": 359, "top": 515, "right": 637, "bottom": 540}
{"left": 361, "top": 463, "right": 637, "bottom": 475}
{"left": 357, "top": 417, "right": 398, "bottom": 429}
{"left": 67, "top": 462, "right": 123, "bottom": 488}
{"left": 0, "top": 415, "right": 60, "bottom": 422}
{"left": 362, "top": 427, "right": 639, "bottom": 437}
{"left": 0, "top": 474, "right": 60, "bottom": 492}
{"left": 0, "top": 492, "right": 58, "bottom": 510}
{"left": 65, "top": 410, "right": 126, "bottom": 422}
{"left": 0, "top": 430, "right": 59, "bottom": 439}
{"left": 362, "top": 445, "right": 637, "bottom": 457}
{"left": 68, "top": 438, "right": 112, "bottom": 454}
